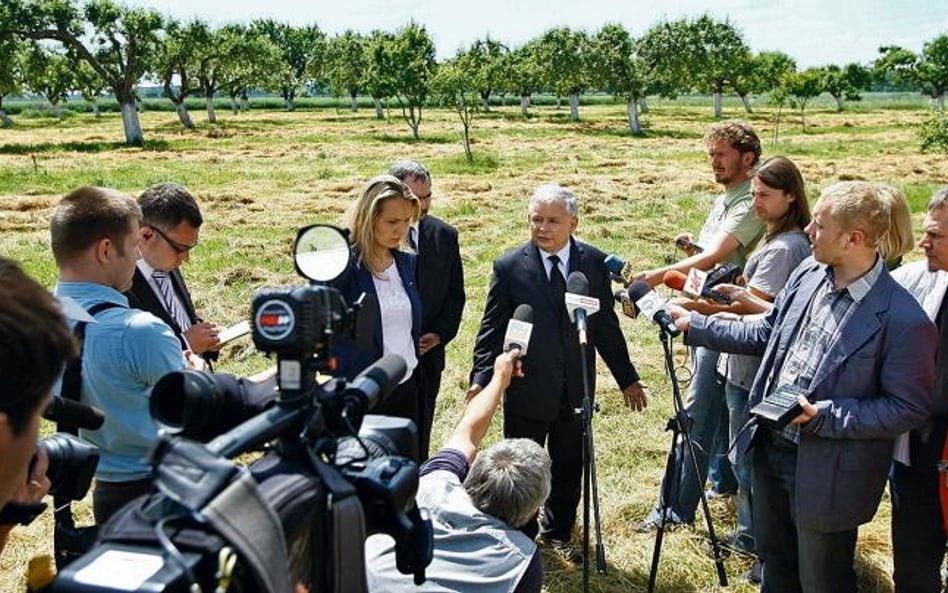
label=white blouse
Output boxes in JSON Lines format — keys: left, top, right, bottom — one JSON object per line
{"left": 372, "top": 261, "right": 418, "bottom": 383}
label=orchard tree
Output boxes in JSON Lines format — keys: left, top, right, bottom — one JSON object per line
{"left": 877, "top": 35, "right": 948, "bottom": 111}
{"left": 683, "top": 15, "right": 753, "bottom": 118}
{"left": 363, "top": 29, "right": 397, "bottom": 119}
{"left": 23, "top": 45, "right": 75, "bottom": 118}
{"left": 0, "top": 37, "right": 26, "bottom": 127}
{"left": 502, "top": 40, "right": 543, "bottom": 117}
{"left": 434, "top": 56, "right": 478, "bottom": 160}
{"left": 155, "top": 18, "right": 208, "bottom": 128}
{"left": 785, "top": 68, "right": 824, "bottom": 130}
{"left": 729, "top": 50, "right": 796, "bottom": 113}
{"left": 324, "top": 30, "right": 366, "bottom": 112}
{"left": 253, "top": 20, "right": 325, "bottom": 111}
{"left": 820, "top": 63, "right": 871, "bottom": 111}
{"left": 464, "top": 36, "right": 507, "bottom": 111}
{"left": 75, "top": 60, "right": 107, "bottom": 116}
{"left": 535, "top": 26, "right": 589, "bottom": 121}
{"left": 1, "top": 0, "right": 163, "bottom": 145}
{"left": 387, "top": 21, "right": 437, "bottom": 139}
{"left": 589, "top": 23, "right": 651, "bottom": 134}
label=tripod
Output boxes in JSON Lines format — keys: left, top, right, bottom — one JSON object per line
{"left": 575, "top": 320, "right": 607, "bottom": 593}
{"left": 647, "top": 329, "right": 727, "bottom": 593}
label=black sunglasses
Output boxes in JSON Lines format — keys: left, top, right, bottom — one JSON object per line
{"left": 149, "top": 226, "right": 197, "bottom": 254}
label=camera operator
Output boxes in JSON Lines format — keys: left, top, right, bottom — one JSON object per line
{"left": 365, "top": 350, "right": 550, "bottom": 593}
{"left": 0, "top": 257, "right": 74, "bottom": 556}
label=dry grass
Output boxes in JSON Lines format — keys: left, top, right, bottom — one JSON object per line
{"left": 1, "top": 99, "right": 942, "bottom": 592}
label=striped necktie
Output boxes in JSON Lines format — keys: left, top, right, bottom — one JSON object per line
{"left": 151, "top": 270, "right": 192, "bottom": 331}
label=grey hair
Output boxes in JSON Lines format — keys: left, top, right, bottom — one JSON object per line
{"left": 928, "top": 187, "right": 948, "bottom": 212}
{"left": 528, "top": 184, "right": 579, "bottom": 217}
{"left": 389, "top": 160, "right": 431, "bottom": 184}
{"left": 464, "top": 439, "right": 551, "bottom": 528}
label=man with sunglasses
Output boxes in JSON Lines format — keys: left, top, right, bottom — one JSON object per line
{"left": 126, "top": 183, "right": 222, "bottom": 364}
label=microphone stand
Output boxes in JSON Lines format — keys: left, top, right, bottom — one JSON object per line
{"left": 574, "top": 322, "right": 606, "bottom": 593}
{"left": 648, "top": 329, "right": 728, "bottom": 593}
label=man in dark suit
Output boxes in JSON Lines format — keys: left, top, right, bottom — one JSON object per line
{"left": 390, "top": 161, "right": 465, "bottom": 460}
{"left": 125, "top": 183, "right": 221, "bottom": 363}
{"left": 889, "top": 186, "right": 948, "bottom": 593}
{"left": 468, "top": 183, "right": 647, "bottom": 556}
{"left": 672, "top": 181, "right": 937, "bottom": 593}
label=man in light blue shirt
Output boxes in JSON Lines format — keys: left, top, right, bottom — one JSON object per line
{"left": 50, "top": 187, "right": 193, "bottom": 525}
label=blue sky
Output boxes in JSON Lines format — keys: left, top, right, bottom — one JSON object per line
{"left": 127, "top": 0, "right": 946, "bottom": 67}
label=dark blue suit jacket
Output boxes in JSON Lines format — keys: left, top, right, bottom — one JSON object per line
{"left": 334, "top": 249, "right": 422, "bottom": 380}
{"left": 687, "top": 258, "right": 936, "bottom": 532}
{"left": 470, "top": 239, "right": 639, "bottom": 423}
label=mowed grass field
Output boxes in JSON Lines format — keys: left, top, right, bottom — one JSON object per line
{"left": 1, "top": 95, "right": 946, "bottom": 592}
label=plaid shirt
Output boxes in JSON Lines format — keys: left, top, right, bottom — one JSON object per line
{"left": 770, "top": 256, "right": 886, "bottom": 444}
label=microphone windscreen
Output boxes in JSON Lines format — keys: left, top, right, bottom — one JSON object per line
{"left": 626, "top": 280, "right": 653, "bottom": 303}
{"left": 566, "top": 271, "right": 589, "bottom": 295}
{"left": 663, "top": 270, "right": 688, "bottom": 292}
{"left": 512, "top": 303, "right": 533, "bottom": 324}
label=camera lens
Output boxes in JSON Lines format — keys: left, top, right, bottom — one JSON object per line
{"left": 39, "top": 433, "right": 99, "bottom": 501}
{"left": 150, "top": 370, "right": 221, "bottom": 438}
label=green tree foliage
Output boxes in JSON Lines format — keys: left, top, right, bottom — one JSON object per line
{"left": 325, "top": 30, "right": 366, "bottom": 112}
{"left": 387, "top": 21, "right": 437, "bottom": 139}
{"left": 433, "top": 55, "right": 478, "bottom": 160}
{"left": 820, "top": 63, "right": 872, "bottom": 111}
{"left": 785, "top": 68, "right": 824, "bottom": 130}
{"left": 682, "top": 15, "right": 753, "bottom": 118}
{"left": 535, "top": 26, "right": 589, "bottom": 121}
{"left": 1, "top": 0, "right": 163, "bottom": 144}
{"left": 155, "top": 18, "right": 208, "bottom": 128}
{"left": 729, "top": 50, "right": 795, "bottom": 114}
{"left": 253, "top": 20, "right": 325, "bottom": 111}
{"left": 363, "top": 29, "right": 398, "bottom": 120}
{"left": 589, "top": 23, "right": 650, "bottom": 134}
{"left": 877, "top": 35, "right": 948, "bottom": 111}
{"left": 501, "top": 40, "right": 543, "bottom": 117}
{"left": 464, "top": 36, "right": 507, "bottom": 111}
{"left": 918, "top": 110, "right": 948, "bottom": 153}
{"left": 74, "top": 59, "right": 107, "bottom": 116}
{"left": 0, "top": 37, "right": 27, "bottom": 126}
{"left": 24, "top": 44, "right": 76, "bottom": 117}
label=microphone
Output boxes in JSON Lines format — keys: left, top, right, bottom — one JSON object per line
{"left": 503, "top": 304, "right": 534, "bottom": 356}
{"left": 341, "top": 354, "right": 408, "bottom": 419}
{"left": 705, "top": 264, "right": 742, "bottom": 288}
{"left": 626, "top": 280, "right": 681, "bottom": 337}
{"left": 663, "top": 270, "right": 733, "bottom": 304}
{"left": 614, "top": 288, "right": 637, "bottom": 319}
{"left": 565, "top": 272, "right": 600, "bottom": 344}
{"left": 604, "top": 254, "right": 635, "bottom": 286}
{"left": 675, "top": 236, "right": 704, "bottom": 254}
{"left": 43, "top": 396, "right": 105, "bottom": 431}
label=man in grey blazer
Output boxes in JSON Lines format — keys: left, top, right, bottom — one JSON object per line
{"left": 670, "top": 181, "right": 936, "bottom": 593}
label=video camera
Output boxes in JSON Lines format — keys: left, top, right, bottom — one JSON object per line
{"left": 48, "top": 224, "right": 433, "bottom": 593}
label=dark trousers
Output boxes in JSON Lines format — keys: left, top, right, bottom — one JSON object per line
{"left": 373, "top": 367, "right": 422, "bottom": 459}
{"left": 890, "top": 420, "right": 948, "bottom": 593}
{"left": 754, "top": 436, "right": 857, "bottom": 593}
{"left": 93, "top": 478, "right": 153, "bottom": 526}
{"left": 418, "top": 353, "right": 443, "bottom": 461}
{"left": 504, "top": 394, "right": 582, "bottom": 543}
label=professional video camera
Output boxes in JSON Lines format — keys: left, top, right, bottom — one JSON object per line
{"left": 48, "top": 224, "right": 433, "bottom": 593}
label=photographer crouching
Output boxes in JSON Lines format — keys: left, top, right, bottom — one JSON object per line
{"left": 365, "top": 349, "right": 551, "bottom": 593}
{"left": 0, "top": 257, "right": 75, "bottom": 557}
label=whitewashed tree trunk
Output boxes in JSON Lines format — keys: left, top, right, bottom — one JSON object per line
{"left": 569, "top": 92, "right": 579, "bottom": 121}
{"left": 639, "top": 96, "right": 649, "bottom": 114}
{"left": 834, "top": 95, "right": 844, "bottom": 111}
{"left": 520, "top": 94, "right": 530, "bottom": 117}
{"left": 936, "top": 93, "right": 945, "bottom": 112}
{"left": 481, "top": 95, "right": 490, "bottom": 111}
{"left": 120, "top": 100, "right": 144, "bottom": 145}
{"left": 374, "top": 98, "right": 384, "bottom": 119}
{"left": 205, "top": 93, "right": 217, "bottom": 123}
{"left": 230, "top": 97, "right": 239, "bottom": 114}
{"left": 92, "top": 103, "right": 101, "bottom": 118}
{"left": 556, "top": 96, "right": 562, "bottom": 109}
{"left": 175, "top": 103, "right": 194, "bottom": 129}
{"left": 740, "top": 94, "right": 754, "bottom": 113}
{"left": 627, "top": 98, "right": 642, "bottom": 134}
{"left": 713, "top": 91, "right": 723, "bottom": 118}
{"left": 0, "top": 109, "right": 12, "bottom": 127}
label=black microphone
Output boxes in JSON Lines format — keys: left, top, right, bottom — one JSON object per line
{"left": 43, "top": 396, "right": 105, "bottom": 430}
{"left": 503, "top": 304, "right": 534, "bottom": 355}
{"left": 675, "top": 236, "right": 704, "bottom": 254}
{"left": 614, "top": 288, "right": 637, "bottom": 319}
{"left": 604, "top": 254, "right": 635, "bottom": 285}
{"left": 341, "top": 354, "right": 408, "bottom": 418}
{"left": 626, "top": 280, "right": 681, "bottom": 337}
{"left": 704, "top": 264, "right": 742, "bottom": 288}
{"left": 663, "top": 270, "right": 733, "bottom": 304}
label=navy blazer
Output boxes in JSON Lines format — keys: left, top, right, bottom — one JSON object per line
{"left": 470, "top": 239, "right": 639, "bottom": 423}
{"left": 687, "top": 258, "right": 936, "bottom": 532}
{"left": 417, "top": 215, "right": 465, "bottom": 372}
{"left": 334, "top": 249, "right": 422, "bottom": 380}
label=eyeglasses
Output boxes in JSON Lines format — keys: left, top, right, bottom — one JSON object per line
{"left": 149, "top": 226, "right": 197, "bottom": 254}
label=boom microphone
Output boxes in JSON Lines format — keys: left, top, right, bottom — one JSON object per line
{"left": 503, "top": 304, "right": 534, "bottom": 356}
{"left": 604, "top": 254, "right": 635, "bottom": 286}
{"left": 626, "top": 280, "right": 681, "bottom": 337}
{"left": 44, "top": 396, "right": 105, "bottom": 431}
{"left": 663, "top": 270, "right": 733, "bottom": 304}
